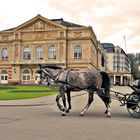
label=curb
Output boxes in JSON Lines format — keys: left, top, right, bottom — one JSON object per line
{"left": 0, "top": 102, "right": 55, "bottom": 107}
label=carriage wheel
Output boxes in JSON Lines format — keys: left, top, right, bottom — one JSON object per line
{"left": 127, "top": 94, "right": 140, "bottom": 119}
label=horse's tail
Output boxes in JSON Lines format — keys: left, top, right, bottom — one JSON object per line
{"left": 100, "top": 71, "right": 111, "bottom": 103}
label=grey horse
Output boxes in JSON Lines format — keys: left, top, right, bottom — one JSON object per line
{"left": 37, "top": 64, "right": 111, "bottom": 117}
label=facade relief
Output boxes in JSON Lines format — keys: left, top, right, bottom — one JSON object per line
{"left": 74, "top": 32, "right": 82, "bottom": 38}
{"left": 20, "top": 20, "right": 59, "bottom": 31}
{"left": 21, "top": 32, "right": 56, "bottom": 41}
{"left": 1, "top": 35, "right": 9, "bottom": 41}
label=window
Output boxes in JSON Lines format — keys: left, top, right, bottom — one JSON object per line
{"left": 23, "top": 47, "right": 31, "bottom": 60}
{"left": 1, "top": 70, "right": 8, "bottom": 84}
{"left": 48, "top": 46, "right": 56, "bottom": 60}
{"left": 22, "top": 69, "right": 31, "bottom": 84}
{"left": 36, "top": 46, "right": 43, "bottom": 60}
{"left": 1, "top": 48, "right": 8, "bottom": 61}
{"left": 74, "top": 46, "right": 82, "bottom": 59}
{"left": 101, "top": 56, "right": 105, "bottom": 67}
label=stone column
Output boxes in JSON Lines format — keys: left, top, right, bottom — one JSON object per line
{"left": 120, "top": 75, "right": 123, "bottom": 85}
{"left": 113, "top": 75, "right": 116, "bottom": 85}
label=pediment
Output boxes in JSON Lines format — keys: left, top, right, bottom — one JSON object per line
{"left": 13, "top": 15, "right": 65, "bottom": 31}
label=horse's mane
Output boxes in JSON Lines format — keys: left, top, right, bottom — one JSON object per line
{"left": 41, "top": 64, "right": 63, "bottom": 70}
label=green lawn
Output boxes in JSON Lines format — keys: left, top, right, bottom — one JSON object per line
{"left": 0, "top": 85, "right": 58, "bottom": 100}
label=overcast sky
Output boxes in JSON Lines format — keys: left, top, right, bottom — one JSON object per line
{"left": 0, "top": 0, "right": 140, "bottom": 53}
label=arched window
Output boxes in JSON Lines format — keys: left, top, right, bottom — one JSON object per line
{"left": 23, "top": 47, "right": 31, "bottom": 60}
{"left": 1, "top": 70, "right": 8, "bottom": 84}
{"left": 36, "top": 46, "right": 43, "bottom": 60}
{"left": 22, "top": 69, "right": 31, "bottom": 84}
{"left": 74, "top": 46, "right": 82, "bottom": 59}
{"left": 1, "top": 70, "right": 8, "bottom": 74}
{"left": 1, "top": 48, "right": 8, "bottom": 61}
{"left": 23, "top": 69, "right": 30, "bottom": 74}
{"left": 48, "top": 45, "right": 56, "bottom": 60}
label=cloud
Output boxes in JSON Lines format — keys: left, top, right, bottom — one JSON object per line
{"left": 0, "top": 0, "right": 140, "bottom": 53}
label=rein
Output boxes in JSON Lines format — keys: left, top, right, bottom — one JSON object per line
{"left": 42, "top": 69, "right": 52, "bottom": 78}
{"left": 56, "top": 79, "right": 87, "bottom": 91}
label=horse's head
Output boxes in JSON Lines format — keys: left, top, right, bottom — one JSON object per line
{"left": 37, "top": 64, "right": 63, "bottom": 84}
{"left": 36, "top": 64, "right": 50, "bottom": 84}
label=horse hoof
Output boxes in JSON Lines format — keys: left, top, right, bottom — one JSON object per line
{"left": 66, "top": 110, "right": 69, "bottom": 113}
{"left": 104, "top": 110, "right": 108, "bottom": 114}
{"left": 80, "top": 113, "right": 84, "bottom": 116}
{"left": 61, "top": 113, "right": 66, "bottom": 116}
{"left": 106, "top": 114, "right": 111, "bottom": 118}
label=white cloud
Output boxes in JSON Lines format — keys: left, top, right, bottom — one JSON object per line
{"left": 0, "top": 0, "right": 140, "bottom": 53}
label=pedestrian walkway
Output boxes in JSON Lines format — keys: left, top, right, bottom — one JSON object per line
{"left": 0, "top": 94, "right": 56, "bottom": 106}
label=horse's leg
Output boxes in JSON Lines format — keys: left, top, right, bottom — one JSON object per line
{"left": 66, "top": 90, "right": 71, "bottom": 113}
{"left": 56, "top": 93, "right": 67, "bottom": 116}
{"left": 61, "top": 93, "right": 67, "bottom": 116}
{"left": 97, "top": 89, "right": 111, "bottom": 117}
{"left": 104, "top": 102, "right": 111, "bottom": 118}
{"left": 56, "top": 94, "right": 63, "bottom": 111}
{"left": 57, "top": 86, "right": 68, "bottom": 116}
{"left": 80, "top": 89, "right": 94, "bottom": 116}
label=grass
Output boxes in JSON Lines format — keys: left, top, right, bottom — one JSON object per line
{"left": 0, "top": 84, "right": 58, "bottom": 100}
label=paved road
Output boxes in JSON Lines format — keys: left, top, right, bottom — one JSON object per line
{"left": 0, "top": 86, "right": 139, "bottom": 140}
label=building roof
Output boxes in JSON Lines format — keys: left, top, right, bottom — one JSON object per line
{"left": 101, "top": 43, "right": 115, "bottom": 53}
{"left": 51, "top": 18, "right": 84, "bottom": 27}
{"left": 1, "top": 15, "right": 85, "bottom": 32}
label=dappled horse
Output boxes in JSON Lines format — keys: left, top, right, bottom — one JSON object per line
{"left": 37, "top": 64, "right": 111, "bottom": 117}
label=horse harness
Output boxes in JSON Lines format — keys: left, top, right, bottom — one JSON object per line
{"left": 42, "top": 68, "right": 108, "bottom": 98}
{"left": 55, "top": 69, "right": 73, "bottom": 88}
{"left": 54, "top": 69, "right": 96, "bottom": 91}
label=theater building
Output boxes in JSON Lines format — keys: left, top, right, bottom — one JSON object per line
{"left": 0, "top": 14, "right": 105, "bottom": 84}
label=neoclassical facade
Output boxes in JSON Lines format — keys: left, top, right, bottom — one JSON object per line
{"left": 0, "top": 15, "right": 105, "bottom": 84}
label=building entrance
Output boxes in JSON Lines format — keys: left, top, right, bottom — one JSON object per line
{"left": 0, "top": 70, "right": 8, "bottom": 84}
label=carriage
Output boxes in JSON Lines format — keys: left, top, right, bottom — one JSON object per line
{"left": 38, "top": 64, "right": 140, "bottom": 119}
{"left": 110, "top": 85, "right": 140, "bottom": 118}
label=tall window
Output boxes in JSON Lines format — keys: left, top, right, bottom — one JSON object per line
{"left": 36, "top": 46, "right": 43, "bottom": 60}
{"left": 23, "top": 47, "right": 31, "bottom": 60}
{"left": 22, "top": 69, "right": 31, "bottom": 84}
{"left": 101, "top": 56, "right": 105, "bottom": 67}
{"left": 1, "top": 70, "right": 8, "bottom": 84}
{"left": 74, "top": 46, "right": 82, "bottom": 59}
{"left": 1, "top": 48, "right": 8, "bottom": 61}
{"left": 48, "top": 46, "right": 56, "bottom": 60}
